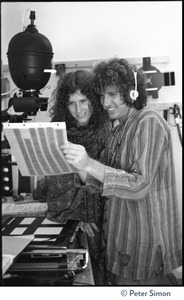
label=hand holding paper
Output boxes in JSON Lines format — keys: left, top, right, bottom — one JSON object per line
{"left": 3, "top": 122, "right": 76, "bottom": 176}
{"left": 61, "top": 143, "right": 90, "bottom": 172}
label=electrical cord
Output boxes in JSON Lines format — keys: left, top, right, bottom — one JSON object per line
{"left": 22, "top": 9, "right": 31, "bottom": 30}
{"left": 1, "top": 87, "right": 17, "bottom": 96}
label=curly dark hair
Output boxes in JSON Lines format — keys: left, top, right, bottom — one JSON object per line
{"left": 49, "top": 70, "right": 108, "bottom": 128}
{"left": 92, "top": 58, "right": 148, "bottom": 110}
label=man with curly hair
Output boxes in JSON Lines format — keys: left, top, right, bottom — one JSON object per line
{"left": 61, "top": 58, "right": 182, "bottom": 285}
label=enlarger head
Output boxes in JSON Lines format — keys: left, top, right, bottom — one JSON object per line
{"left": 6, "top": 11, "right": 54, "bottom": 116}
{"left": 7, "top": 10, "right": 53, "bottom": 92}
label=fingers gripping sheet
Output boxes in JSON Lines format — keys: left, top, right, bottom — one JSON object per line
{"left": 3, "top": 122, "right": 76, "bottom": 176}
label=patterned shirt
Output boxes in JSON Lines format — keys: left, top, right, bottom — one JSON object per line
{"left": 86, "top": 108, "right": 182, "bottom": 280}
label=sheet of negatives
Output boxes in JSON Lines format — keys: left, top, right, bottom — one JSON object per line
{"left": 3, "top": 122, "right": 76, "bottom": 176}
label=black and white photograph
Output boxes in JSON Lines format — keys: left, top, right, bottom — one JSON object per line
{"left": 1, "top": 1, "right": 182, "bottom": 298}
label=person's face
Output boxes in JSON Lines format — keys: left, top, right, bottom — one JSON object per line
{"left": 100, "top": 85, "right": 129, "bottom": 121}
{"left": 67, "top": 90, "right": 93, "bottom": 126}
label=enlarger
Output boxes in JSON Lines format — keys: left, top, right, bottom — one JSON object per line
{"left": 2, "top": 10, "right": 54, "bottom": 197}
{"left": 4, "top": 10, "right": 53, "bottom": 121}
{"left": 2, "top": 11, "right": 92, "bottom": 286}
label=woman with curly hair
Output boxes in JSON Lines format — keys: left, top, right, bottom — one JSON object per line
{"left": 62, "top": 58, "right": 182, "bottom": 285}
{"left": 36, "top": 69, "right": 109, "bottom": 220}
{"left": 34, "top": 69, "right": 109, "bottom": 284}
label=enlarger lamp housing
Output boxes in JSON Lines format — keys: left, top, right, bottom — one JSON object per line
{"left": 7, "top": 12, "right": 54, "bottom": 91}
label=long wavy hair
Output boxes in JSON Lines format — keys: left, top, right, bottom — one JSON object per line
{"left": 92, "top": 58, "right": 148, "bottom": 110}
{"left": 49, "top": 70, "right": 108, "bottom": 129}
